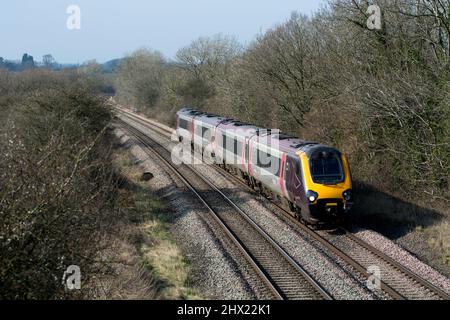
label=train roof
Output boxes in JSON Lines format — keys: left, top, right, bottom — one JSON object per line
{"left": 194, "top": 113, "right": 228, "bottom": 126}
{"left": 177, "top": 107, "right": 340, "bottom": 156}
{"left": 217, "top": 119, "right": 260, "bottom": 135}
{"left": 177, "top": 107, "right": 227, "bottom": 126}
{"left": 177, "top": 107, "right": 206, "bottom": 117}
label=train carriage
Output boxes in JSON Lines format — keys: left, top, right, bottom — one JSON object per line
{"left": 176, "top": 107, "right": 353, "bottom": 226}
{"left": 176, "top": 108, "right": 199, "bottom": 145}
{"left": 192, "top": 113, "right": 226, "bottom": 157}
{"left": 215, "top": 120, "right": 257, "bottom": 174}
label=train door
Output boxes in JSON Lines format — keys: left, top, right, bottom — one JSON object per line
{"left": 216, "top": 127, "right": 224, "bottom": 163}
{"left": 247, "top": 136, "right": 256, "bottom": 179}
{"left": 209, "top": 125, "right": 217, "bottom": 158}
{"left": 244, "top": 137, "right": 251, "bottom": 174}
{"left": 190, "top": 118, "right": 196, "bottom": 144}
{"left": 285, "top": 155, "right": 303, "bottom": 203}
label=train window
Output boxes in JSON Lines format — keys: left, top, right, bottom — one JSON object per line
{"left": 235, "top": 140, "right": 242, "bottom": 156}
{"left": 295, "top": 161, "right": 301, "bottom": 177}
{"left": 222, "top": 134, "right": 234, "bottom": 153}
{"left": 179, "top": 118, "right": 188, "bottom": 130}
{"left": 256, "top": 150, "right": 271, "bottom": 169}
{"left": 272, "top": 157, "right": 281, "bottom": 177}
{"left": 310, "top": 152, "right": 344, "bottom": 184}
{"left": 226, "top": 137, "right": 234, "bottom": 153}
{"left": 221, "top": 135, "right": 238, "bottom": 163}
{"left": 202, "top": 126, "right": 211, "bottom": 140}
{"left": 256, "top": 149, "right": 281, "bottom": 177}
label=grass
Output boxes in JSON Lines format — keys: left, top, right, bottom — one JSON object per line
{"left": 112, "top": 148, "right": 202, "bottom": 300}
{"left": 428, "top": 222, "right": 450, "bottom": 269}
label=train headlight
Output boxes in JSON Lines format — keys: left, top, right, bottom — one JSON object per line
{"left": 306, "top": 190, "right": 318, "bottom": 203}
{"left": 343, "top": 189, "right": 352, "bottom": 201}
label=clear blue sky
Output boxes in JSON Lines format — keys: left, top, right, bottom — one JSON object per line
{"left": 1, "top": 0, "right": 324, "bottom": 64}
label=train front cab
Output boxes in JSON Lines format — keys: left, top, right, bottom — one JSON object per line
{"left": 295, "top": 148, "right": 353, "bottom": 225}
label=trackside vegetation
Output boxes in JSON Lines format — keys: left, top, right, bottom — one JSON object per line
{"left": 0, "top": 70, "right": 197, "bottom": 299}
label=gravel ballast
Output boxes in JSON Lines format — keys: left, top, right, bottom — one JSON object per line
{"left": 352, "top": 228, "right": 450, "bottom": 295}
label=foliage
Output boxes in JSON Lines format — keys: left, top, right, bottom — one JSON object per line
{"left": 0, "top": 70, "right": 116, "bottom": 299}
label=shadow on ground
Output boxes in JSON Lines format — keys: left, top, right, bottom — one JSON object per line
{"left": 345, "top": 181, "right": 445, "bottom": 240}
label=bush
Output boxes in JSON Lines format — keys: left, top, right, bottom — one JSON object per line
{"left": 0, "top": 70, "right": 117, "bottom": 299}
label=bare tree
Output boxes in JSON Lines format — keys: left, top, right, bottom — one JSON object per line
{"left": 176, "top": 34, "right": 242, "bottom": 82}
{"left": 115, "top": 49, "right": 166, "bottom": 111}
{"left": 244, "top": 13, "right": 320, "bottom": 127}
{"left": 42, "top": 54, "right": 56, "bottom": 68}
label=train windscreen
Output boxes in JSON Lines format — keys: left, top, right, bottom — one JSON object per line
{"left": 310, "top": 151, "right": 344, "bottom": 184}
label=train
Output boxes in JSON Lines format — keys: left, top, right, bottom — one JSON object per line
{"left": 176, "top": 107, "right": 353, "bottom": 226}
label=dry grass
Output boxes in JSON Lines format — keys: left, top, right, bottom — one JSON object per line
{"left": 142, "top": 238, "right": 200, "bottom": 299}
{"left": 80, "top": 150, "right": 159, "bottom": 299}
{"left": 93, "top": 147, "right": 202, "bottom": 300}
{"left": 85, "top": 228, "right": 158, "bottom": 300}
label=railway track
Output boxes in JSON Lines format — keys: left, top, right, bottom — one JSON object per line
{"left": 319, "top": 229, "right": 450, "bottom": 300}
{"left": 114, "top": 107, "right": 450, "bottom": 300}
{"left": 116, "top": 115, "right": 332, "bottom": 300}
{"left": 213, "top": 158, "right": 450, "bottom": 300}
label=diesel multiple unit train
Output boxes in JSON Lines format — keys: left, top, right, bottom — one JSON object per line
{"left": 176, "top": 108, "right": 353, "bottom": 225}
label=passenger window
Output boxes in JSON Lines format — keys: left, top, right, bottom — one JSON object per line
{"left": 222, "top": 134, "right": 227, "bottom": 150}
{"left": 235, "top": 140, "right": 243, "bottom": 155}
{"left": 256, "top": 149, "right": 281, "bottom": 177}
{"left": 179, "top": 118, "right": 188, "bottom": 130}
{"left": 202, "top": 127, "right": 211, "bottom": 140}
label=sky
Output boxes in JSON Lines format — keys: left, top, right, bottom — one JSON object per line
{"left": 0, "top": 0, "right": 325, "bottom": 64}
